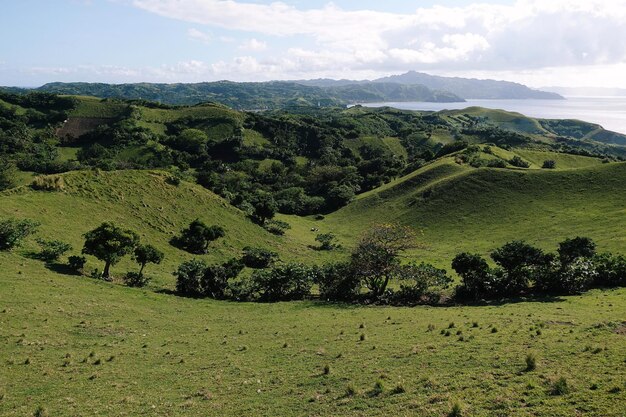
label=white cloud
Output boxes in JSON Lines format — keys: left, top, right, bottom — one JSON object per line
{"left": 130, "top": 0, "right": 626, "bottom": 82}
{"left": 238, "top": 38, "right": 267, "bottom": 51}
{"left": 187, "top": 28, "right": 212, "bottom": 44}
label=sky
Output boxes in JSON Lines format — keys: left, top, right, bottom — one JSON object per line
{"left": 1, "top": 0, "right": 626, "bottom": 88}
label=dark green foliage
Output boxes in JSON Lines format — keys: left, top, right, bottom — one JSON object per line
{"left": 551, "top": 377, "right": 570, "bottom": 395}
{"left": 448, "top": 402, "right": 463, "bottom": 417}
{"left": 535, "top": 258, "right": 596, "bottom": 295}
{"left": 490, "top": 241, "right": 547, "bottom": 295}
{"left": 316, "top": 262, "right": 362, "bottom": 301}
{"left": 436, "top": 141, "right": 468, "bottom": 158}
{"left": 509, "top": 156, "right": 530, "bottom": 168}
{"left": 82, "top": 222, "right": 140, "bottom": 280}
{"left": 132, "top": 244, "right": 164, "bottom": 276}
{"left": 525, "top": 353, "right": 537, "bottom": 371}
{"left": 123, "top": 272, "right": 151, "bottom": 288}
{"left": 251, "top": 263, "right": 319, "bottom": 302}
{"left": 315, "top": 232, "right": 340, "bottom": 251}
{"left": 558, "top": 237, "right": 596, "bottom": 265}
{"left": 263, "top": 219, "right": 291, "bottom": 236}
{"left": 0, "top": 218, "right": 39, "bottom": 250}
{"left": 176, "top": 220, "right": 225, "bottom": 254}
{"left": 394, "top": 262, "right": 453, "bottom": 303}
{"left": 67, "top": 255, "right": 87, "bottom": 273}
{"left": 173, "top": 259, "right": 208, "bottom": 296}
{"left": 0, "top": 160, "right": 17, "bottom": 191}
{"left": 241, "top": 247, "right": 279, "bottom": 269}
{"left": 593, "top": 253, "right": 626, "bottom": 287}
{"left": 452, "top": 252, "right": 495, "bottom": 300}
{"left": 542, "top": 159, "right": 557, "bottom": 169}
{"left": 36, "top": 239, "right": 72, "bottom": 262}
{"left": 201, "top": 258, "right": 244, "bottom": 299}
{"left": 251, "top": 192, "right": 277, "bottom": 225}
{"left": 487, "top": 159, "right": 507, "bottom": 168}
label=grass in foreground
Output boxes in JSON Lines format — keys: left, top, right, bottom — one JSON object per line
{"left": 0, "top": 259, "right": 624, "bottom": 416}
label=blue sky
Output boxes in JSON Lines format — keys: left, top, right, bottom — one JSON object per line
{"left": 1, "top": 0, "right": 625, "bottom": 87}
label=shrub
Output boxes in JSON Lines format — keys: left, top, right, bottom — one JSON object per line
{"left": 263, "top": 219, "right": 291, "bottom": 236}
{"left": 173, "top": 259, "right": 208, "bottom": 296}
{"left": 201, "top": 258, "right": 244, "bottom": 299}
{"left": 542, "top": 160, "right": 557, "bottom": 169}
{"left": 593, "top": 253, "right": 626, "bottom": 287}
{"left": 394, "top": 262, "right": 452, "bottom": 303}
{"left": 36, "top": 239, "right": 72, "bottom": 262}
{"left": 67, "top": 255, "right": 87, "bottom": 273}
{"left": 251, "top": 263, "right": 319, "bottom": 302}
{"left": 535, "top": 258, "right": 596, "bottom": 295}
{"left": 176, "top": 220, "right": 225, "bottom": 254}
{"left": 525, "top": 353, "right": 537, "bottom": 371}
{"left": 123, "top": 271, "right": 151, "bottom": 288}
{"left": 316, "top": 262, "right": 361, "bottom": 301}
{"left": 487, "top": 159, "right": 507, "bottom": 168}
{"left": 31, "top": 175, "right": 65, "bottom": 192}
{"left": 0, "top": 218, "right": 40, "bottom": 250}
{"left": 509, "top": 156, "right": 530, "bottom": 168}
{"left": 241, "top": 247, "right": 279, "bottom": 269}
{"left": 551, "top": 377, "right": 570, "bottom": 395}
{"left": 448, "top": 402, "right": 463, "bottom": 417}
{"left": 315, "top": 232, "right": 340, "bottom": 250}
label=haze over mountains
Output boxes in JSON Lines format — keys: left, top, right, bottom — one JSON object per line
{"left": 542, "top": 86, "right": 626, "bottom": 97}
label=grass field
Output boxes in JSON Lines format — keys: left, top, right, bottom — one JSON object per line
{"left": 0, "top": 256, "right": 624, "bottom": 416}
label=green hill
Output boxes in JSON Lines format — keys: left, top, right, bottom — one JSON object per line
{"left": 0, "top": 170, "right": 329, "bottom": 290}
{"left": 319, "top": 158, "right": 626, "bottom": 267}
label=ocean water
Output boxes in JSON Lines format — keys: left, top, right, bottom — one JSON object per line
{"left": 362, "top": 97, "right": 626, "bottom": 134}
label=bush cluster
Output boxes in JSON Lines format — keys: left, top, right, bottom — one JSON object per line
{"left": 453, "top": 237, "right": 625, "bottom": 300}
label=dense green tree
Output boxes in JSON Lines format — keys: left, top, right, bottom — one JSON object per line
{"left": 241, "top": 247, "right": 279, "bottom": 269}
{"left": 251, "top": 263, "right": 319, "bottom": 302}
{"left": 133, "top": 244, "right": 164, "bottom": 276}
{"left": 251, "top": 192, "right": 277, "bottom": 225}
{"left": 177, "top": 220, "right": 225, "bottom": 254}
{"left": 82, "top": 222, "right": 140, "bottom": 280}
{"left": 36, "top": 239, "right": 72, "bottom": 262}
{"left": 558, "top": 237, "right": 596, "bottom": 265}
{"left": 490, "top": 241, "right": 546, "bottom": 295}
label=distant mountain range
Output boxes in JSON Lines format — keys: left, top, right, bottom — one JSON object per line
{"left": 1, "top": 71, "right": 564, "bottom": 110}
{"left": 24, "top": 80, "right": 463, "bottom": 109}
{"left": 298, "top": 71, "right": 563, "bottom": 100}
{"left": 541, "top": 86, "right": 626, "bottom": 97}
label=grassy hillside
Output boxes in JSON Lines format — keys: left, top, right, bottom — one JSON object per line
{"left": 0, "top": 170, "right": 331, "bottom": 290}
{"left": 320, "top": 159, "right": 626, "bottom": 267}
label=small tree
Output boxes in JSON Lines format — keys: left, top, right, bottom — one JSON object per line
{"left": 133, "top": 244, "right": 164, "bottom": 276}
{"left": 36, "top": 239, "right": 72, "bottom": 262}
{"left": 451, "top": 252, "right": 495, "bottom": 300}
{"left": 542, "top": 160, "right": 557, "bottom": 169}
{"left": 316, "top": 262, "right": 362, "bottom": 301}
{"left": 0, "top": 219, "right": 40, "bottom": 251}
{"left": 395, "top": 262, "right": 452, "bottom": 302}
{"left": 82, "top": 222, "right": 140, "bottom": 280}
{"left": 351, "top": 224, "right": 418, "bottom": 298}
{"left": 490, "top": 241, "right": 546, "bottom": 295}
{"left": 177, "top": 220, "right": 225, "bottom": 254}
{"left": 251, "top": 263, "right": 319, "bottom": 302}
{"left": 201, "top": 258, "right": 244, "bottom": 299}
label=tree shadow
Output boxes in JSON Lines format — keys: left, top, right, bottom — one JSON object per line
{"left": 45, "top": 262, "right": 82, "bottom": 276}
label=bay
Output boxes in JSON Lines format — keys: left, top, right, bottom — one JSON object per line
{"left": 362, "top": 97, "right": 626, "bottom": 134}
